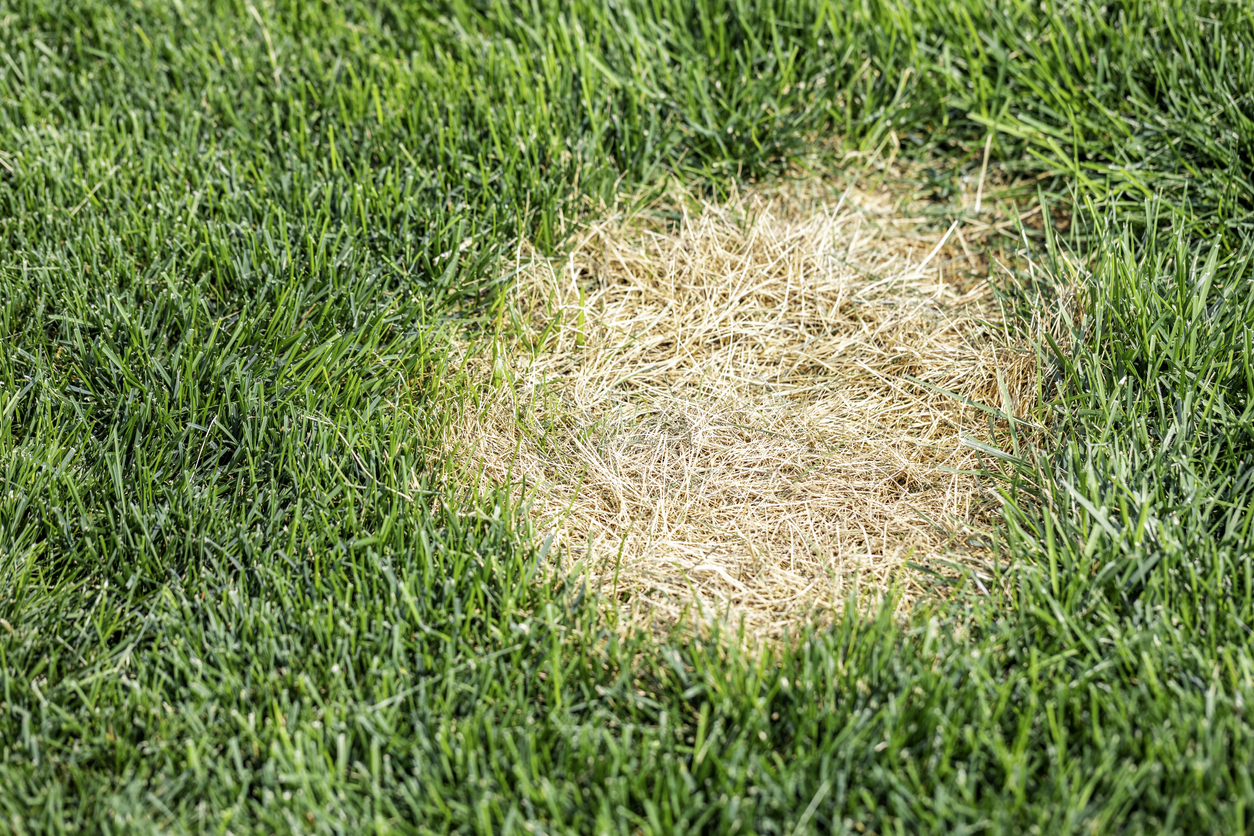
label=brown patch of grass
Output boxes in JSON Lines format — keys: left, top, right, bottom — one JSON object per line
{"left": 444, "top": 177, "right": 1040, "bottom": 638}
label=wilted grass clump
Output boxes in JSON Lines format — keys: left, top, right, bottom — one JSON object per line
{"left": 451, "top": 178, "right": 1038, "bottom": 635}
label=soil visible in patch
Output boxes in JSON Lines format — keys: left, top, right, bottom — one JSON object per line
{"left": 446, "top": 177, "right": 1039, "bottom": 637}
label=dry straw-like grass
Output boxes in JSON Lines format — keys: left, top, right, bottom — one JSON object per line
{"left": 445, "top": 177, "right": 1040, "bottom": 637}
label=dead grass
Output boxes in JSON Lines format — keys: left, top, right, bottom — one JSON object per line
{"left": 443, "top": 175, "right": 1041, "bottom": 638}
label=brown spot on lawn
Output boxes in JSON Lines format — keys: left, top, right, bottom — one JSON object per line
{"left": 444, "top": 177, "right": 1043, "bottom": 639}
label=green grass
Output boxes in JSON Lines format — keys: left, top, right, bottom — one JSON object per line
{"left": 2, "top": 0, "right": 1253, "bottom": 832}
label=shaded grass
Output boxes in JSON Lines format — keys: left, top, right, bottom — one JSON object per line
{"left": 0, "top": 0, "right": 1253, "bottom": 833}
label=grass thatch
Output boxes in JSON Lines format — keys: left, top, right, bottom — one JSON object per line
{"left": 446, "top": 177, "right": 1039, "bottom": 635}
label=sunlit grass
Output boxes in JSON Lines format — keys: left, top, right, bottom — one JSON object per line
{"left": 1, "top": 1, "right": 1253, "bottom": 832}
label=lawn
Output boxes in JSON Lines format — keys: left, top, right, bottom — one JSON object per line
{"left": 1, "top": 1, "right": 1253, "bottom": 833}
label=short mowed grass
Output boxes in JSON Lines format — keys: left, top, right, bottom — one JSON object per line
{"left": 2, "top": 0, "right": 1253, "bottom": 833}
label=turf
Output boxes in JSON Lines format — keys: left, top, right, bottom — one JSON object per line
{"left": 452, "top": 182, "right": 1035, "bottom": 635}
{"left": 1, "top": 0, "right": 1253, "bottom": 833}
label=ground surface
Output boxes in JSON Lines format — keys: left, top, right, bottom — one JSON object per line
{"left": 2, "top": 1, "right": 1254, "bottom": 834}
